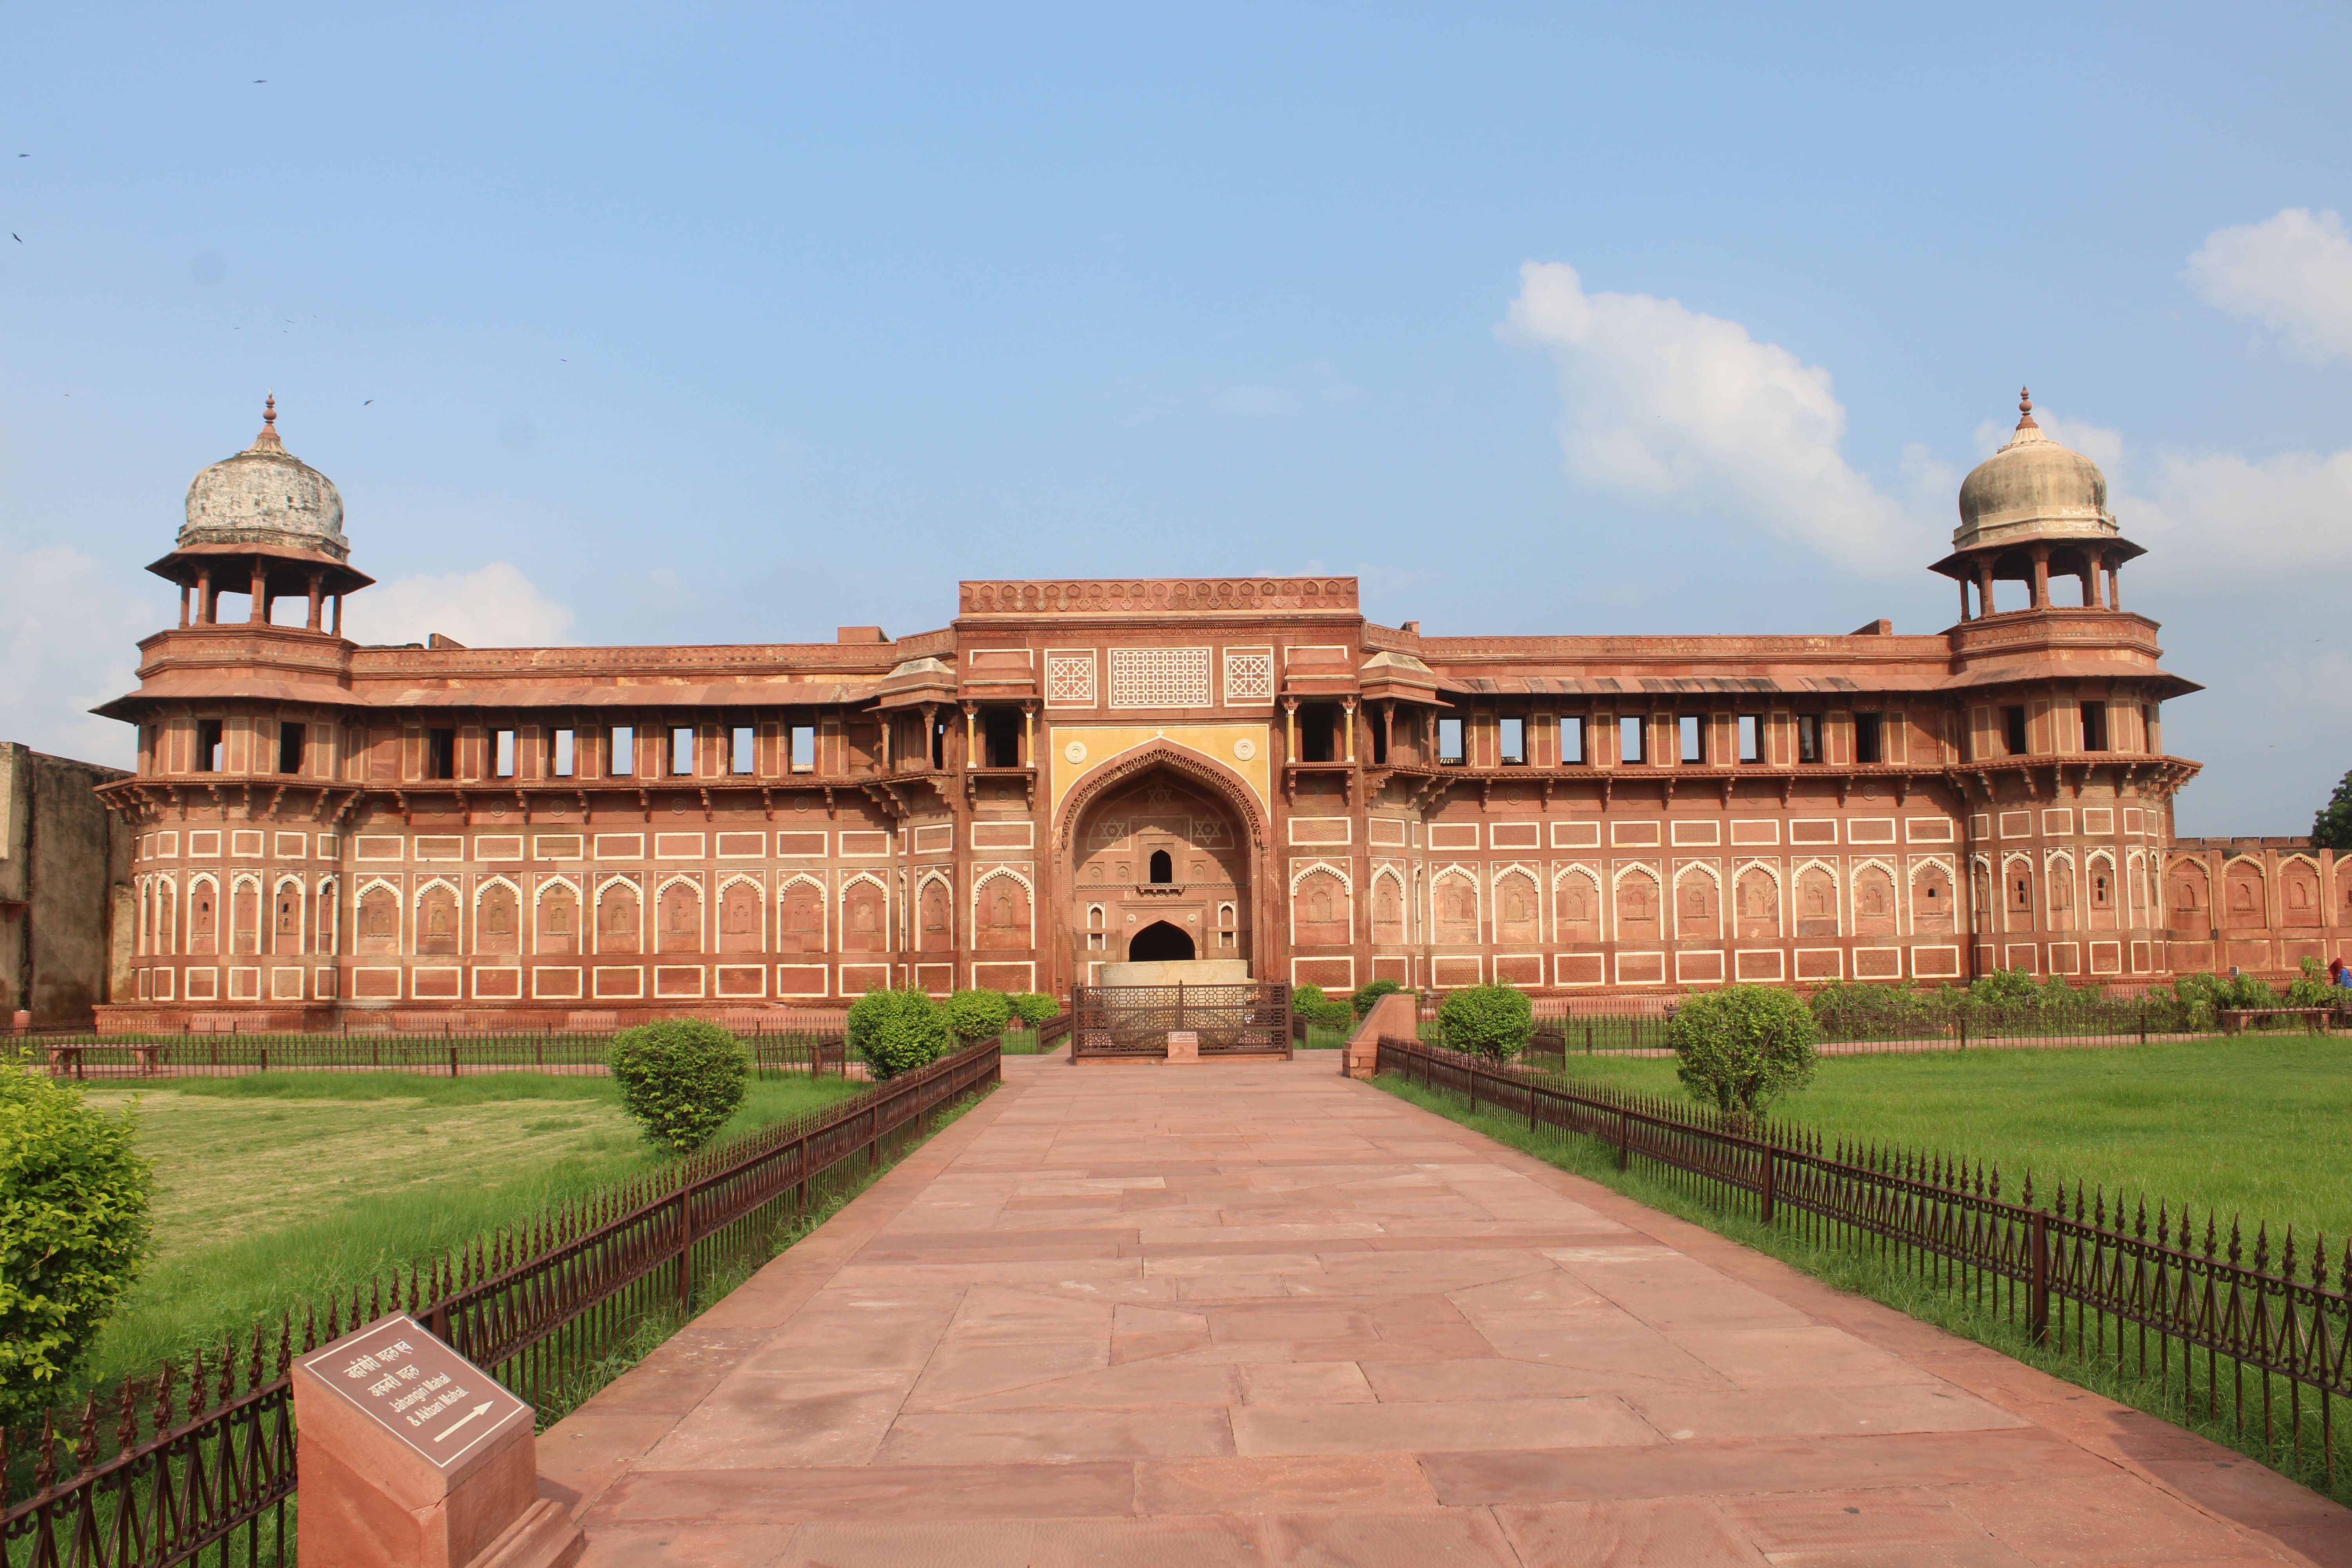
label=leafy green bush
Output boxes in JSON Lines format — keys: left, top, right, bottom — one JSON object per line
{"left": 606, "top": 1020, "right": 751, "bottom": 1154}
{"left": 2223, "top": 970, "right": 2278, "bottom": 1010}
{"left": 1969, "top": 967, "right": 2042, "bottom": 1006}
{"left": 1669, "top": 985, "right": 1820, "bottom": 1122}
{"left": 1290, "top": 984, "right": 1353, "bottom": 1029}
{"left": 1438, "top": 984, "right": 1532, "bottom": 1062}
{"left": 944, "top": 987, "right": 1013, "bottom": 1042}
{"left": 1008, "top": 991, "right": 1060, "bottom": 1027}
{"left": 2286, "top": 956, "right": 2334, "bottom": 1010}
{"left": 1350, "top": 978, "right": 1408, "bottom": 1020}
{"left": 0, "top": 1072, "right": 156, "bottom": 1421}
{"left": 849, "top": 987, "right": 952, "bottom": 1080}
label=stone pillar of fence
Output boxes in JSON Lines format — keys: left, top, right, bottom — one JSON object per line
{"left": 1342, "top": 993, "right": 1417, "bottom": 1078}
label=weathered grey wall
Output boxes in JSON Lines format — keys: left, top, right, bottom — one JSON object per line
{"left": 0, "top": 742, "right": 133, "bottom": 1029}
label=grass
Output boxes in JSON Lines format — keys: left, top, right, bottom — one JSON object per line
{"left": 1516, "top": 1034, "right": 2352, "bottom": 1244}
{"left": 76, "top": 1069, "right": 861, "bottom": 1392}
{"left": 1372, "top": 1070, "right": 2352, "bottom": 1507}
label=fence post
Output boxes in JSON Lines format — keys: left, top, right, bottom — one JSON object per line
{"left": 2138, "top": 1004, "right": 2147, "bottom": 1048}
{"left": 1468, "top": 1060, "right": 1478, "bottom": 1118}
{"left": 675, "top": 1185, "right": 694, "bottom": 1316}
{"left": 448, "top": 1045, "right": 459, "bottom": 1080}
{"left": 1760, "top": 1143, "right": 1776, "bottom": 1225}
{"left": 1617, "top": 1108, "right": 1630, "bottom": 1171}
{"left": 2027, "top": 1209, "right": 2051, "bottom": 1347}
{"left": 1958, "top": 1014, "right": 1967, "bottom": 1053}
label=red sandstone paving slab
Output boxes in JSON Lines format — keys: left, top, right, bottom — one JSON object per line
{"left": 1136, "top": 1455, "right": 1435, "bottom": 1515}
{"left": 592, "top": 1460, "right": 1138, "bottom": 1523}
{"left": 1233, "top": 1396, "right": 1657, "bottom": 1456}
{"left": 1667, "top": 1325, "right": 1945, "bottom": 1389}
{"left": 1111, "top": 1330, "right": 1215, "bottom": 1362}
{"left": 1143, "top": 1250, "right": 1331, "bottom": 1277}
{"left": 872, "top": 1406, "right": 1237, "bottom": 1464}
{"left": 1492, "top": 1499, "right": 1771, "bottom": 1566}
{"left": 901, "top": 1339, "right": 1111, "bottom": 1406}
{"left": 733, "top": 1304, "right": 963, "bottom": 1374}
{"left": 635, "top": 1368, "right": 918, "bottom": 1470}
{"left": 572, "top": 1520, "right": 800, "bottom": 1568}
{"left": 1237, "top": 1361, "right": 1376, "bottom": 1405}
{"left": 1943, "top": 1475, "right": 2307, "bottom": 1566}
{"left": 537, "top": 1413, "right": 682, "bottom": 1516}
{"left": 1255, "top": 1507, "right": 1527, "bottom": 1566}
{"left": 762, "top": 1516, "right": 1254, "bottom": 1568}
{"left": 1136, "top": 1222, "right": 1392, "bottom": 1245}
{"left": 1626, "top": 1383, "right": 2030, "bottom": 1443}
{"left": 1204, "top": 1304, "right": 1381, "bottom": 1343}
{"left": 822, "top": 1259, "right": 1168, "bottom": 1296}
{"left": 851, "top": 1239, "right": 1132, "bottom": 1265}
{"left": 1287, "top": 1325, "right": 1501, "bottom": 1363}
{"left": 1363, "top": 1357, "right": 1720, "bottom": 1404}
{"left": 922, "top": 1358, "right": 1245, "bottom": 1414}
{"left": 1715, "top": 1485, "right": 2003, "bottom": 1555}
{"left": 938, "top": 1285, "right": 1118, "bottom": 1343}
{"left": 1420, "top": 1428, "right": 2117, "bottom": 1505}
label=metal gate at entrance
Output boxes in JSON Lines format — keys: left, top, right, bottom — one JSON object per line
{"left": 1069, "top": 982, "right": 1293, "bottom": 1062}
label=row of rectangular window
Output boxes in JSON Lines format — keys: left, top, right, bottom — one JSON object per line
{"left": 1429, "top": 706, "right": 2149, "bottom": 768}
{"left": 191, "top": 722, "right": 826, "bottom": 779}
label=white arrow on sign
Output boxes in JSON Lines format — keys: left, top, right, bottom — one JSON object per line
{"left": 434, "top": 1402, "right": 495, "bottom": 1443}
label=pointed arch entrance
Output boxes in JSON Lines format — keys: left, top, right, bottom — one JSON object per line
{"left": 1055, "top": 743, "right": 1265, "bottom": 992}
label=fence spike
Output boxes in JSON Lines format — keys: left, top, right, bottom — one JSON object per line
{"left": 2228, "top": 1216, "right": 2243, "bottom": 1268}
{"left": 189, "top": 1347, "right": 208, "bottom": 1415}
{"left": 216, "top": 1336, "right": 234, "bottom": 1406}
{"left": 278, "top": 1312, "right": 293, "bottom": 1379}
{"left": 2281, "top": 1227, "right": 2296, "bottom": 1283}
{"left": 33, "top": 1408, "right": 56, "bottom": 1495}
{"left": 302, "top": 1303, "right": 317, "bottom": 1353}
{"left": 326, "top": 1296, "right": 340, "bottom": 1342}
{"left": 115, "top": 1375, "right": 137, "bottom": 1457}
{"left": 370, "top": 1274, "right": 381, "bottom": 1322}
{"left": 249, "top": 1319, "right": 266, "bottom": 1392}
{"left": 74, "top": 1392, "right": 98, "bottom": 1479}
{"left": 2252, "top": 1223, "right": 2269, "bottom": 1278}
{"left": 156, "top": 1359, "right": 176, "bottom": 1432}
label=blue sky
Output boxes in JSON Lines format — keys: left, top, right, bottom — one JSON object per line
{"left": 4, "top": 4, "right": 2347, "bottom": 834}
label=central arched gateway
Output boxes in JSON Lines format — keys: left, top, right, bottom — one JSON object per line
{"left": 1056, "top": 748, "right": 1263, "bottom": 991}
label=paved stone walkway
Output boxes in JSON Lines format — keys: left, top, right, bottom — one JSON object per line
{"left": 541, "top": 1056, "right": 2350, "bottom": 1566}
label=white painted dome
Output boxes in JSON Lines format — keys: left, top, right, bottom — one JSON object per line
{"left": 181, "top": 395, "right": 349, "bottom": 561}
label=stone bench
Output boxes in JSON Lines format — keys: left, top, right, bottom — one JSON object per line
{"left": 2218, "top": 1008, "right": 2332, "bottom": 1036}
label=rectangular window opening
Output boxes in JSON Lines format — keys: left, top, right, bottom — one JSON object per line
{"left": 197, "top": 719, "right": 224, "bottom": 774}
{"left": 425, "top": 727, "right": 457, "bottom": 780}
{"left": 1559, "top": 715, "right": 1586, "bottom": 765}
{"left": 2081, "top": 702, "right": 2107, "bottom": 753}
{"left": 931, "top": 718, "right": 947, "bottom": 770}
{"left": 2004, "top": 705, "right": 2029, "bottom": 757}
{"left": 1796, "top": 714, "right": 1820, "bottom": 765}
{"left": 1854, "top": 713, "right": 1882, "bottom": 766}
{"left": 1437, "top": 717, "right": 1465, "bottom": 766}
{"left": 1620, "top": 714, "right": 1646, "bottom": 765}
{"left": 1737, "top": 714, "right": 1762, "bottom": 764}
{"left": 1299, "top": 703, "right": 1337, "bottom": 763}
{"left": 552, "top": 728, "right": 575, "bottom": 778}
{"left": 1499, "top": 716, "right": 1525, "bottom": 765}
{"left": 1678, "top": 715, "right": 1703, "bottom": 764}
{"left": 790, "top": 724, "right": 815, "bottom": 773}
{"left": 610, "top": 725, "right": 636, "bottom": 777}
{"left": 731, "top": 725, "right": 756, "bottom": 775}
{"left": 669, "top": 726, "right": 695, "bottom": 776}
{"left": 492, "top": 728, "right": 517, "bottom": 779}
{"left": 1369, "top": 717, "right": 1388, "bottom": 766}
{"left": 984, "top": 710, "right": 1022, "bottom": 768}
{"left": 277, "top": 721, "right": 305, "bottom": 775}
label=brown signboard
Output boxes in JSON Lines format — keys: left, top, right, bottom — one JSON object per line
{"left": 296, "top": 1313, "right": 532, "bottom": 1470}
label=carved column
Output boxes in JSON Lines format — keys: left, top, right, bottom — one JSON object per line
{"left": 1975, "top": 559, "right": 1994, "bottom": 618}
{"left": 1283, "top": 697, "right": 1299, "bottom": 760}
{"left": 249, "top": 559, "right": 269, "bottom": 624}
{"left": 1341, "top": 696, "right": 1357, "bottom": 764}
{"left": 196, "top": 568, "right": 214, "bottom": 624}
{"left": 1021, "top": 701, "right": 1036, "bottom": 768}
{"left": 330, "top": 594, "right": 343, "bottom": 637}
{"left": 305, "top": 570, "right": 325, "bottom": 630}
{"left": 2029, "top": 544, "right": 2051, "bottom": 610}
{"left": 962, "top": 700, "right": 978, "bottom": 769}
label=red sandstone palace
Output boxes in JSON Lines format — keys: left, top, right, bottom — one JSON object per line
{"left": 89, "top": 394, "right": 2347, "bottom": 1029}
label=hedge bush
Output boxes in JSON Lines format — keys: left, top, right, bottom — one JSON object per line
{"left": 0, "top": 1071, "right": 156, "bottom": 1422}
{"left": 849, "top": 987, "right": 952, "bottom": 1080}
{"left": 1669, "top": 985, "right": 1819, "bottom": 1122}
{"left": 606, "top": 1020, "right": 751, "bottom": 1154}
{"left": 1290, "top": 984, "right": 1352, "bottom": 1029}
{"left": 944, "top": 987, "right": 1013, "bottom": 1042}
{"left": 1350, "top": 978, "right": 1408, "bottom": 1020}
{"left": 1438, "top": 984, "right": 1532, "bottom": 1062}
{"left": 1008, "top": 992, "right": 1060, "bottom": 1027}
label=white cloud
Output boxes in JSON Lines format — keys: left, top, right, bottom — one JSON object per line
{"left": 341, "top": 562, "right": 576, "bottom": 648}
{"left": 1498, "top": 261, "right": 1910, "bottom": 566}
{"left": 2187, "top": 207, "right": 2352, "bottom": 358}
{"left": 0, "top": 545, "right": 163, "bottom": 766}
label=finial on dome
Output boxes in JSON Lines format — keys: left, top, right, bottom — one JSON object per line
{"left": 251, "top": 390, "right": 284, "bottom": 451}
{"left": 2016, "top": 386, "right": 2037, "bottom": 430}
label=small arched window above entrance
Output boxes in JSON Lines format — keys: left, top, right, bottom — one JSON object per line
{"left": 1149, "top": 849, "right": 1173, "bottom": 885}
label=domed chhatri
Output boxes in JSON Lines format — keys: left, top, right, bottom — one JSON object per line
{"left": 181, "top": 394, "right": 350, "bottom": 563}
{"left": 1952, "top": 387, "right": 2116, "bottom": 554}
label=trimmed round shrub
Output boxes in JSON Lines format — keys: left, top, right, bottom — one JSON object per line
{"left": 1008, "top": 992, "right": 1060, "bottom": 1028}
{"left": 944, "top": 987, "right": 1013, "bottom": 1043}
{"left": 607, "top": 1020, "right": 751, "bottom": 1154}
{"left": 1290, "top": 984, "right": 1352, "bottom": 1029}
{"left": 1669, "top": 986, "right": 1819, "bottom": 1122}
{"left": 849, "top": 987, "right": 953, "bottom": 1080}
{"left": 1439, "top": 984, "right": 1532, "bottom": 1062}
{"left": 1350, "top": 978, "right": 1408, "bottom": 1020}
{"left": 0, "top": 1071, "right": 156, "bottom": 1422}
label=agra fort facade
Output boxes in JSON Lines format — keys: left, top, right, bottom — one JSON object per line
{"left": 90, "top": 394, "right": 2350, "bottom": 1030}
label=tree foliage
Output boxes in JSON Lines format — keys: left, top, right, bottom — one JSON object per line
{"left": 606, "top": 1020, "right": 752, "bottom": 1154}
{"left": 849, "top": 987, "right": 953, "bottom": 1080}
{"left": 0, "top": 1070, "right": 156, "bottom": 1421}
{"left": 1350, "top": 978, "right": 1408, "bottom": 1020}
{"left": 1290, "top": 984, "right": 1352, "bottom": 1029}
{"left": 943, "top": 987, "right": 1013, "bottom": 1042}
{"left": 2313, "top": 765, "right": 2352, "bottom": 854}
{"left": 1007, "top": 991, "right": 1061, "bottom": 1027}
{"left": 1670, "top": 985, "right": 1820, "bottom": 1121}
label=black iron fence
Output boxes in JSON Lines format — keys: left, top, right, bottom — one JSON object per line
{"left": 1069, "top": 984, "right": 1292, "bottom": 1062}
{"left": 26, "top": 1030, "right": 850, "bottom": 1082}
{"left": 1377, "top": 1034, "right": 2350, "bottom": 1494}
{"left": 0, "top": 1040, "right": 1000, "bottom": 1568}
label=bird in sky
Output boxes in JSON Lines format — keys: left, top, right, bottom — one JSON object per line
{"left": 10, "top": 233, "right": 19, "bottom": 243}
{"left": 253, "top": 79, "right": 266, "bottom": 84}
{"left": 363, "top": 399, "right": 374, "bottom": 405}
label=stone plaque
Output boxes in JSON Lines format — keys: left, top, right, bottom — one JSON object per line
{"left": 297, "top": 1312, "right": 531, "bottom": 1470}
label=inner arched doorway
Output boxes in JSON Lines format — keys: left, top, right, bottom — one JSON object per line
{"left": 1130, "top": 921, "right": 1194, "bottom": 961}
{"left": 1065, "top": 761, "right": 1252, "bottom": 985}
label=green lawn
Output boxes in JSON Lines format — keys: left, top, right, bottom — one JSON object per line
{"left": 1519, "top": 1035, "right": 2352, "bottom": 1243}
{"left": 80, "top": 1069, "right": 859, "bottom": 1391}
